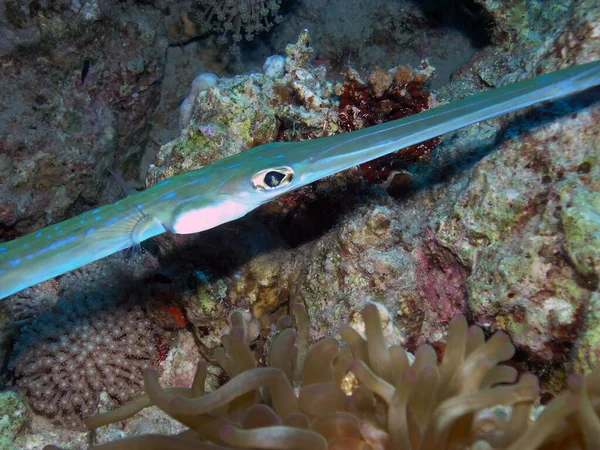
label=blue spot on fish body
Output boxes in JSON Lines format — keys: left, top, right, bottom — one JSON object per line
{"left": 276, "top": 154, "right": 285, "bottom": 159}
{"left": 47, "top": 235, "right": 52, "bottom": 239}
{"left": 192, "top": 177, "right": 208, "bottom": 184}
{"left": 92, "top": 209, "right": 102, "bottom": 214}
{"left": 9, "top": 259, "right": 21, "bottom": 267}
{"left": 105, "top": 217, "right": 119, "bottom": 226}
{"left": 256, "top": 156, "right": 264, "bottom": 160}
{"left": 0, "top": 247, "right": 6, "bottom": 253}
{"left": 80, "top": 220, "right": 86, "bottom": 224}
{"left": 0, "top": 270, "right": 4, "bottom": 275}
{"left": 24, "top": 243, "right": 29, "bottom": 248}
{"left": 156, "top": 179, "right": 171, "bottom": 187}
{"left": 86, "top": 228, "right": 96, "bottom": 236}
{"left": 39, "top": 236, "right": 78, "bottom": 256}
{"left": 228, "top": 163, "right": 242, "bottom": 169}
{"left": 161, "top": 192, "right": 177, "bottom": 200}
{"left": 137, "top": 204, "right": 143, "bottom": 210}
{"left": 26, "top": 254, "right": 35, "bottom": 260}
{"left": 36, "top": 232, "right": 42, "bottom": 238}
{"left": 95, "top": 216, "right": 102, "bottom": 221}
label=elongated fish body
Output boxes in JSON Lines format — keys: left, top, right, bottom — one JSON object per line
{"left": 1, "top": 60, "right": 599, "bottom": 300}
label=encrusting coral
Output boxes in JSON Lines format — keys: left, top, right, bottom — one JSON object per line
{"left": 46, "top": 304, "right": 600, "bottom": 449}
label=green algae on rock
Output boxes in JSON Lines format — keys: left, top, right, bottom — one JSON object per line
{"left": 146, "top": 31, "right": 338, "bottom": 186}
{"left": 0, "top": 391, "right": 27, "bottom": 450}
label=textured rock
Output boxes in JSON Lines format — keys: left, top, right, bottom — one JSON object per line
{"left": 438, "top": 98, "right": 599, "bottom": 371}
{"left": 268, "top": 0, "right": 484, "bottom": 88}
{"left": 0, "top": 2, "right": 167, "bottom": 237}
{"left": 0, "top": 391, "right": 27, "bottom": 450}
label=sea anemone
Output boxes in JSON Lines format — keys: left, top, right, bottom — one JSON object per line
{"left": 46, "top": 303, "right": 600, "bottom": 449}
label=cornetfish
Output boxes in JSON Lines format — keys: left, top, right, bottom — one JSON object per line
{"left": 1, "top": 60, "right": 599, "bottom": 300}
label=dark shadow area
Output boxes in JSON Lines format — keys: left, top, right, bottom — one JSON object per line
{"left": 235, "top": 0, "right": 301, "bottom": 69}
{"left": 510, "top": 347, "right": 570, "bottom": 404}
{"left": 407, "top": 0, "right": 495, "bottom": 49}
{"left": 238, "top": 0, "right": 495, "bottom": 83}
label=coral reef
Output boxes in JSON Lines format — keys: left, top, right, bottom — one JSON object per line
{"left": 225, "top": 89, "right": 598, "bottom": 391}
{"left": 436, "top": 97, "right": 600, "bottom": 371}
{"left": 147, "top": 30, "right": 339, "bottom": 185}
{"left": 336, "top": 62, "right": 439, "bottom": 184}
{"left": 1, "top": 0, "right": 599, "bottom": 447}
{"left": 188, "top": 0, "right": 284, "bottom": 54}
{"left": 9, "top": 296, "right": 162, "bottom": 429}
{"left": 149, "top": 31, "right": 438, "bottom": 249}
{"left": 0, "top": 250, "right": 158, "bottom": 346}
{"left": 268, "top": 0, "right": 489, "bottom": 87}
{"left": 147, "top": 11, "right": 598, "bottom": 392}
{"left": 177, "top": 0, "right": 599, "bottom": 395}
{"left": 46, "top": 304, "right": 600, "bottom": 449}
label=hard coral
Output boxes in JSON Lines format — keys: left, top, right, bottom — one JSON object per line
{"left": 47, "top": 304, "right": 600, "bottom": 449}
{"left": 9, "top": 297, "right": 162, "bottom": 429}
{"left": 190, "top": 0, "right": 283, "bottom": 54}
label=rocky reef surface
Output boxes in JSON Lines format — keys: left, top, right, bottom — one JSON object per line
{"left": 0, "top": 0, "right": 598, "bottom": 448}
{"left": 0, "top": 1, "right": 167, "bottom": 237}
{"left": 145, "top": 0, "right": 600, "bottom": 396}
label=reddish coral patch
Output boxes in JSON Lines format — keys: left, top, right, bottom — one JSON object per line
{"left": 153, "top": 290, "right": 188, "bottom": 329}
{"left": 416, "top": 229, "right": 470, "bottom": 324}
{"left": 337, "top": 65, "right": 440, "bottom": 184}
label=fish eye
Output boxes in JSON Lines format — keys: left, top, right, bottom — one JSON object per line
{"left": 251, "top": 166, "right": 294, "bottom": 191}
{"left": 265, "top": 171, "right": 285, "bottom": 187}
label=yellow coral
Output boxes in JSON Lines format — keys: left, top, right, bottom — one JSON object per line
{"left": 46, "top": 304, "right": 600, "bottom": 449}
